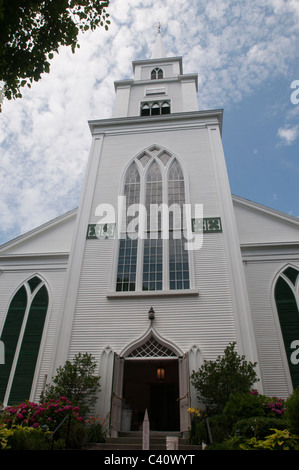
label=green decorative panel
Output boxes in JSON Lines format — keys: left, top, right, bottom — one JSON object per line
{"left": 275, "top": 270, "right": 299, "bottom": 389}
{"left": 192, "top": 217, "right": 222, "bottom": 233}
{"left": 8, "top": 285, "right": 48, "bottom": 404}
{"left": 86, "top": 218, "right": 222, "bottom": 239}
{"left": 87, "top": 223, "right": 115, "bottom": 239}
{"left": 0, "top": 286, "right": 27, "bottom": 402}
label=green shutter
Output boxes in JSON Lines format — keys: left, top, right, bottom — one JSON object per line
{"left": 0, "top": 286, "right": 27, "bottom": 402}
{"left": 8, "top": 285, "right": 48, "bottom": 404}
{"left": 275, "top": 275, "right": 299, "bottom": 388}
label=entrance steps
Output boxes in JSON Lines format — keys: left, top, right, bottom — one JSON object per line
{"left": 84, "top": 431, "right": 202, "bottom": 451}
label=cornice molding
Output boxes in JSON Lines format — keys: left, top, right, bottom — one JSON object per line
{"left": 88, "top": 109, "right": 223, "bottom": 135}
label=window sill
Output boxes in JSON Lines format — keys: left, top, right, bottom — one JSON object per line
{"left": 106, "top": 289, "right": 199, "bottom": 298}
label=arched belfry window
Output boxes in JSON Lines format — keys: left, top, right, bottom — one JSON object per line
{"left": 151, "top": 67, "right": 163, "bottom": 79}
{"left": 116, "top": 146, "right": 190, "bottom": 292}
{"left": 274, "top": 266, "right": 299, "bottom": 388}
{"left": 0, "top": 276, "right": 49, "bottom": 404}
{"left": 140, "top": 101, "right": 171, "bottom": 117}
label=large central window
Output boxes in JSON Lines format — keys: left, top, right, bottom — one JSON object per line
{"left": 116, "top": 146, "right": 190, "bottom": 292}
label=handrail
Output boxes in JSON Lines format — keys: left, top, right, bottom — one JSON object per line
{"left": 48, "top": 414, "right": 71, "bottom": 450}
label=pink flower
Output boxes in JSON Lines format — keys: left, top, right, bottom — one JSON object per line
{"left": 63, "top": 405, "right": 72, "bottom": 411}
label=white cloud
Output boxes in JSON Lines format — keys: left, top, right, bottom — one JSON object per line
{"left": 277, "top": 125, "right": 299, "bottom": 145}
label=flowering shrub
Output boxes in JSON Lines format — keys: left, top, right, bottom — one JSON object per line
{"left": 262, "top": 397, "right": 286, "bottom": 417}
{"left": 188, "top": 407, "right": 201, "bottom": 418}
{"left": 85, "top": 416, "right": 106, "bottom": 443}
{"left": 1, "top": 397, "right": 83, "bottom": 431}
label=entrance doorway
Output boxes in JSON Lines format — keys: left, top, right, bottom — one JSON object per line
{"left": 109, "top": 332, "right": 190, "bottom": 435}
{"left": 122, "top": 359, "right": 180, "bottom": 431}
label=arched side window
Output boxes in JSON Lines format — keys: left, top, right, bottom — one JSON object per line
{"left": 151, "top": 67, "right": 163, "bottom": 80}
{"left": 274, "top": 266, "right": 299, "bottom": 388}
{"left": 0, "top": 276, "right": 49, "bottom": 404}
{"left": 116, "top": 146, "right": 190, "bottom": 292}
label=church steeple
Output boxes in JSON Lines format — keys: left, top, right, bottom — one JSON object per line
{"left": 151, "top": 26, "right": 166, "bottom": 59}
{"left": 112, "top": 29, "right": 199, "bottom": 118}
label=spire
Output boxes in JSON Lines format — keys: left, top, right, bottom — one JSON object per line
{"left": 151, "top": 23, "right": 166, "bottom": 59}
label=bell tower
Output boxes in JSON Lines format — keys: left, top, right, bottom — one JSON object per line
{"left": 113, "top": 29, "right": 199, "bottom": 118}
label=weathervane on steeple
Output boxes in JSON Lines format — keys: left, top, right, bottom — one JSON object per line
{"left": 154, "top": 22, "right": 165, "bottom": 33}
{"left": 151, "top": 22, "right": 166, "bottom": 59}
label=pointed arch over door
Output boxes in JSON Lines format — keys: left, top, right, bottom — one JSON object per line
{"left": 121, "top": 324, "right": 182, "bottom": 359}
{"left": 274, "top": 265, "right": 299, "bottom": 388}
{"left": 0, "top": 276, "right": 49, "bottom": 404}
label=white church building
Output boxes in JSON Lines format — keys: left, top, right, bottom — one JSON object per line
{"left": 1, "top": 31, "right": 299, "bottom": 435}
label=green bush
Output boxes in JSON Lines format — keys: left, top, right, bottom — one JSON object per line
{"left": 233, "top": 416, "right": 288, "bottom": 440}
{"left": 205, "top": 436, "right": 243, "bottom": 450}
{"left": 190, "top": 343, "right": 258, "bottom": 414}
{"left": 285, "top": 386, "right": 299, "bottom": 434}
{"left": 189, "top": 413, "right": 230, "bottom": 445}
{"left": 189, "top": 416, "right": 208, "bottom": 445}
{"left": 7, "top": 426, "right": 52, "bottom": 450}
{"left": 223, "top": 392, "right": 265, "bottom": 423}
{"left": 65, "top": 419, "right": 87, "bottom": 449}
{"left": 240, "top": 428, "right": 299, "bottom": 450}
{"left": 0, "top": 424, "right": 13, "bottom": 450}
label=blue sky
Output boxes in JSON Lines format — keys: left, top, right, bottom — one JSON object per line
{"left": 0, "top": 0, "right": 299, "bottom": 245}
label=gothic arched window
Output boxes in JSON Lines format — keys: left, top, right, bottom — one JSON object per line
{"left": 116, "top": 147, "right": 190, "bottom": 292}
{"left": 151, "top": 67, "right": 163, "bottom": 80}
{"left": 274, "top": 266, "right": 299, "bottom": 388}
{"left": 0, "top": 276, "right": 49, "bottom": 404}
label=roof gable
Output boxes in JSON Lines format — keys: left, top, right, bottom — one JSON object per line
{"left": 232, "top": 195, "right": 299, "bottom": 246}
{"left": 0, "top": 209, "right": 77, "bottom": 256}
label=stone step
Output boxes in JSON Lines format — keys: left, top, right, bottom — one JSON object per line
{"left": 84, "top": 442, "right": 202, "bottom": 451}
{"left": 106, "top": 436, "right": 188, "bottom": 445}
{"left": 84, "top": 431, "right": 202, "bottom": 451}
